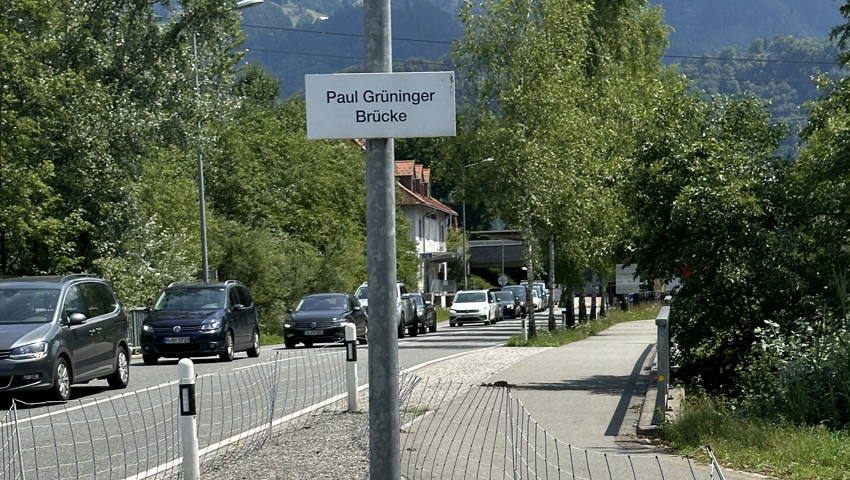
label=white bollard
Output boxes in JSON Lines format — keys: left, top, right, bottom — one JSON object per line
{"left": 178, "top": 358, "right": 200, "bottom": 480}
{"left": 344, "top": 323, "right": 359, "bottom": 411}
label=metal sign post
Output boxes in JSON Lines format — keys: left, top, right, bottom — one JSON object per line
{"left": 363, "top": 0, "right": 400, "bottom": 477}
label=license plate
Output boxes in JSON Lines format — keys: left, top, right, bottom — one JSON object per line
{"left": 164, "top": 337, "right": 190, "bottom": 344}
{"left": 304, "top": 330, "right": 323, "bottom": 336}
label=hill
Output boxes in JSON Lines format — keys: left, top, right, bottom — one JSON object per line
{"left": 651, "top": 0, "right": 844, "bottom": 55}
{"left": 240, "top": 0, "right": 460, "bottom": 97}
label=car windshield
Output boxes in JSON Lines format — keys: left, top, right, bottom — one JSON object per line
{"left": 455, "top": 292, "right": 486, "bottom": 303}
{"left": 495, "top": 293, "right": 513, "bottom": 302}
{"left": 409, "top": 294, "right": 423, "bottom": 305}
{"left": 297, "top": 295, "right": 347, "bottom": 311}
{"left": 154, "top": 288, "right": 225, "bottom": 311}
{"left": 503, "top": 287, "right": 526, "bottom": 300}
{"left": 355, "top": 287, "right": 367, "bottom": 300}
{"left": 0, "top": 288, "right": 60, "bottom": 324}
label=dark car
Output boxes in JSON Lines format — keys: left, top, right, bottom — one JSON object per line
{"left": 0, "top": 275, "right": 130, "bottom": 401}
{"left": 283, "top": 293, "right": 367, "bottom": 349}
{"left": 494, "top": 291, "right": 519, "bottom": 319}
{"left": 140, "top": 281, "right": 260, "bottom": 365}
{"left": 501, "top": 285, "right": 528, "bottom": 317}
{"left": 409, "top": 293, "right": 437, "bottom": 334}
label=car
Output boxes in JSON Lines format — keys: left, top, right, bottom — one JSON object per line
{"left": 500, "top": 285, "right": 528, "bottom": 317}
{"left": 494, "top": 291, "right": 518, "bottom": 319}
{"left": 531, "top": 290, "right": 543, "bottom": 312}
{"left": 354, "top": 281, "right": 417, "bottom": 338}
{"left": 283, "top": 293, "right": 367, "bottom": 348}
{"left": 409, "top": 292, "right": 437, "bottom": 334}
{"left": 140, "top": 280, "right": 260, "bottom": 365}
{"left": 0, "top": 274, "right": 130, "bottom": 401}
{"left": 522, "top": 281, "right": 547, "bottom": 311}
{"left": 449, "top": 289, "right": 497, "bottom": 327}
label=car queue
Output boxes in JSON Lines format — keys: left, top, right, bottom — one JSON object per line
{"left": 0, "top": 272, "right": 541, "bottom": 402}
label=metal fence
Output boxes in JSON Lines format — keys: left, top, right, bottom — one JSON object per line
{"left": 389, "top": 374, "right": 725, "bottom": 479}
{"left": 1, "top": 349, "right": 725, "bottom": 480}
{"left": 0, "top": 345, "right": 347, "bottom": 480}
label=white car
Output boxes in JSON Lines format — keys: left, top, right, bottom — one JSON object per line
{"left": 532, "top": 290, "right": 544, "bottom": 312}
{"left": 449, "top": 290, "right": 497, "bottom": 327}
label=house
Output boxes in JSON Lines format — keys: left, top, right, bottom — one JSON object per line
{"left": 395, "top": 160, "right": 459, "bottom": 298}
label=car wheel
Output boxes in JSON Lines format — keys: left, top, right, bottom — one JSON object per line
{"left": 107, "top": 346, "right": 130, "bottom": 389}
{"left": 397, "top": 316, "right": 406, "bottom": 339}
{"left": 52, "top": 358, "right": 71, "bottom": 402}
{"left": 284, "top": 340, "right": 296, "bottom": 349}
{"left": 303, "top": 341, "right": 313, "bottom": 348}
{"left": 142, "top": 354, "right": 158, "bottom": 366}
{"left": 428, "top": 318, "right": 437, "bottom": 333}
{"left": 219, "top": 331, "right": 234, "bottom": 362}
{"left": 449, "top": 322, "right": 456, "bottom": 327}
{"left": 408, "top": 325, "right": 418, "bottom": 337}
{"left": 358, "top": 337, "right": 367, "bottom": 345}
{"left": 247, "top": 330, "right": 261, "bottom": 358}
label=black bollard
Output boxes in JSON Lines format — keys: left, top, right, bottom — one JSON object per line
{"left": 578, "top": 293, "right": 587, "bottom": 323}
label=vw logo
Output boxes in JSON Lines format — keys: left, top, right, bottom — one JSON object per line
{"left": 173, "top": 326, "right": 181, "bottom": 333}
{"left": 311, "top": 322, "right": 317, "bottom": 328}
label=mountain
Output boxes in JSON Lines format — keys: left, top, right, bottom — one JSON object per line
{"left": 650, "top": 0, "right": 845, "bottom": 56}
{"left": 240, "top": 0, "right": 461, "bottom": 97}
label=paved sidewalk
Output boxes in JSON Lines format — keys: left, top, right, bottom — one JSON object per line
{"left": 484, "top": 319, "right": 657, "bottom": 451}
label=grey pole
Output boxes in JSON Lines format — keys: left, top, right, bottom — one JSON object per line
{"left": 525, "top": 214, "right": 536, "bottom": 338}
{"left": 547, "top": 233, "right": 555, "bottom": 331}
{"left": 363, "top": 0, "right": 400, "bottom": 476}
{"left": 462, "top": 198, "right": 467, "bottom": 290}
{"left": 192, "top": 29, "right": 210, "bottom": 284}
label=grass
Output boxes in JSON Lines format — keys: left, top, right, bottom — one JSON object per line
{"left": 260, "top": 333, "right": 284, "bottom": 346}
{"left": 505, "top": 303, "right": 661, "bottom": 347}
{"left": 436, "top": 307, "right": 450, "bottom": 323}
{"left": 661, "top": 397, "right": 850, "bottom": 480}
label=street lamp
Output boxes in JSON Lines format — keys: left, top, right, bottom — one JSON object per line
{"left": 193, "top": 0, "right": 264, "bottom": 283}
{"left": 462, "top": 157, "right": 493, "bottom": 290}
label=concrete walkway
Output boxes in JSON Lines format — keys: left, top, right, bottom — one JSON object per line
{"left": 485, "top": 319, "right": 656, "bottom": 451}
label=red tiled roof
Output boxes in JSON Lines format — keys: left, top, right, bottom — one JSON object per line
{"left": 395, "top": 160, "right": 415, "bottom": 176}
{"left": 397, "top": 181, "right": 457, "bottom": 216}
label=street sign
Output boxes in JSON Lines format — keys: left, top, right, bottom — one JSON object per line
{"left": 498, "top": 275, "right": 508, "bottom": 287}
{"left": 305, "top": 72, "right": 456, "bottom": 139}
{"left": 615, "top": 264, "right": 641, "bottom": 294}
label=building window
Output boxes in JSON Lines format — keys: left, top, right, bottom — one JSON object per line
{"left": 418, "top": 219, "right": 423, "bottom": 240}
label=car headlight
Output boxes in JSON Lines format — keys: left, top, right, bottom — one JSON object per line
{"left": 283, "top": 323, "right": 292, "bottom": 329}
{"left": 449, "top": 309, "right": 457, "bottom": 314}
{"left": 142, "top": 323, "right": 154, "bottom": 333}
{"left": 10, "top": 342, "right": 48, "bottom": 360}
{"left": 201, "top": 319, "right": 223, "bottom": 331}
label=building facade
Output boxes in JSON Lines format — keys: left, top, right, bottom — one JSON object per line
{"left": 395, "top": 160, "right": 458, "bottom": 296}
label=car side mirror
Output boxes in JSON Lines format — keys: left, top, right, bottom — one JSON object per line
{"left": 401, "top": 293, "right": 410, "bottom": 300}
{"left": 353, "top": 305, "right": 362, "bottom": 311}
{"left": 287, "top": 308, "right": 293, "bottom": 314}
{"left": 232, "top": 304, "right": 246, "bottom": 311}
{"left": 69, "top": 313, "right": 87, "bottom": 325}
{"left": 425, "top": 301, "right": 432, "bottom": 305}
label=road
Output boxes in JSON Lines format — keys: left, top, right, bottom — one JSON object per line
{"left": 1, "top": 310, "right": 563, "bottom": 480}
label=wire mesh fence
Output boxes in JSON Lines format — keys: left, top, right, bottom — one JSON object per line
{"left": 1, "top": 349, "right": 728, "bottom": 480}
{"left": 0, "top": 344, "right": 347, "bottom": 480}
{"left": 391, "top": 374, "right": 725, "bottom": 480}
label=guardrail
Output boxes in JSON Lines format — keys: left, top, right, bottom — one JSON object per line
{"left": 654, "top": 296, "right": 673, "bottom": 424}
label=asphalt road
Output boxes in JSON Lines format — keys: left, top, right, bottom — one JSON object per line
{"left": 1, "top": 309, "right": 563, "bottom": 480}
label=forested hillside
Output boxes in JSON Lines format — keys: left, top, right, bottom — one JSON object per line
{"left": 651, "top": 0, "right": 843, "bottom": 55}
{"left": 240, "top": 0, "right": 460, "bottom": 97}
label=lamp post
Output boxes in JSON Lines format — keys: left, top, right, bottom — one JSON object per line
{"left": 461, "top": 157, "right": 493, "bottom": 290}
{"left": 193, "top": 0, "right": 263, "bottom": 283}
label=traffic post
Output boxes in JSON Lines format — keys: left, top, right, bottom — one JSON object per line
{"left": 344, "top": 323, "right": 359, "bottom": 411}
{"left": 178, "top": 359, "right": 199, "bottom": 480}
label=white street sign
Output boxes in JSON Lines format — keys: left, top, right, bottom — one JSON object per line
{"left": 615, "top": 264, "right": 641, "bottom": 294}
{"left": 305, "top": 72, "right": 456, "bottom": 139}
